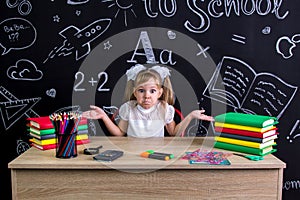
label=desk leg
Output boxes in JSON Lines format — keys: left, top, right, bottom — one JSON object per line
{"left": 11, "top": 170, "right": 17, "bottom": 200}
{"left": 277, "top": 168, "right": 284, "bottom": 200}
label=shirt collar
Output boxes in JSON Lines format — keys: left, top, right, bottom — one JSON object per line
{"left": 137, "top": 102, "right": 159, "bottom": 114}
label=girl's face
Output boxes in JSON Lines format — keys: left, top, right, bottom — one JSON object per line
{"left": 134, "top": 78, "right": 163, "bottom": 109}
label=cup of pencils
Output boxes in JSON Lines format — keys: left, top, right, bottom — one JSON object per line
{"left": 49, "top": 112, "right": 81, "bottom": 158}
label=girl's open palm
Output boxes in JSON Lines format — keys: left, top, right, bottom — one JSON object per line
{"left": 82, "top": 105, "right": 106, "bottom": 120}
{"left": 190, "top": 110, "right": 214, "bottom": 122}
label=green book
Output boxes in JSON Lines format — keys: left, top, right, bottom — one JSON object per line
{"left": 214, "top": 141, "right": 276, "bottom": 156}
{"left": 29, "top": 124, "right": 87, "bottom": 135}
{"left": 77, "top": 124, "right": 88, "bottom": 130}
{"left": 29, "top": 127, "right": 55, "bottom": 135}
{"left": 214, "top": 112, "right": 278, "bottom": 128}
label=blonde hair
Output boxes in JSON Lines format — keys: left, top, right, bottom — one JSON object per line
{"left": 123, "top": 68, "right": 174, "bottom": 105}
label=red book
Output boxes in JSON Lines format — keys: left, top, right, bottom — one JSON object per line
{"left": 31, "top": 143, "right": 56, "bottom": 150}
{"left": 214, "top": 126, "right": 277, "bottom": 138}
{"left": 27, "top": 116, "right": 53, "bottom": 129}
{"left": 27, "top": 116, "right": 87, "bottom": 130}
{"left": 76, "top": 139, "right": 90, "bottom": 145}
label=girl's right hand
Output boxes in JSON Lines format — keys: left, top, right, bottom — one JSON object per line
{"left": 82, "top": 105, "right": 107, "bottom": 120}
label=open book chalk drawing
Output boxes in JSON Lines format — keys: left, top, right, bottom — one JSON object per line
{"left": 203, "top": 56, "right": 297, "bottom": 119}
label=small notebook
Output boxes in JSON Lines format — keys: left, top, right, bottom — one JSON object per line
{"left": 182, "top": 149, "right": 231, "bottom": 165}
{"left": 93, "top": 150, "right": 124, "bottom": 162}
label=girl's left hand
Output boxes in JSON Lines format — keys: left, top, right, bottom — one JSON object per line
{"left": 190, "top": 110, "right": 214, "bottom": 121}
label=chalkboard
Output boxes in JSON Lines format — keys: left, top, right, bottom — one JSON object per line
{"left": 1, "top": 1, "right": 300, "bottom": 199}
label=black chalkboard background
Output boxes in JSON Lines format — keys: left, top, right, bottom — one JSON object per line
{"left": 1, "top": 1, "right": 300, "bottom": 199}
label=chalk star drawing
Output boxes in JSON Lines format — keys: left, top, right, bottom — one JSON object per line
{"left": 104, "top": 41, "right": 112, "bottom": 50}
{"left": 53, "top": 15, "right": 60, "bottom": 22}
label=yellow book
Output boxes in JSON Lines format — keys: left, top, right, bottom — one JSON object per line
{"left": 214, "top": 122, "right": 275, "bottom": 133}
{"left": 76, "top": 134, "right": 89, "bottom": 140}
{"left": 214, "top": 136, "right": 276, "bottom": 149}
{"left": 32, "top": 134, "right": 89, "bottom": 145}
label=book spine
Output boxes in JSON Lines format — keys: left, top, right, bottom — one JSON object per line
{"left": 214, "top": 112, "right": 278, "bottom": 128}
{"left": 30, "top": 121, "right": 54, "bottom": 130}
{"left": 214, "top": 136, "right": 274, "bottom": 149}
{"left": 77, "top": 129, "right": 88, "bottom": 135}
{"left": 31, "top": 143, "right": 56, "bottom": 150}
{"left": 77, "top": 124, "right": 88, "bottom": 131}
{"left": 214, "top": 127, "right": 277, "bottom": 138}
{"left": 214, "top": 122, "right": 274, "bottom": 133}
{"left": 214, "top": 141, "right": 265, "bottom": 156}
{"left": 32, "top": 134, "right": 89, "bottom": 145}
{"left": 30, "top": 128, "right": 55, "bottom": 135}
{"left": 215, "top": 132, "right": 263, "bottom": 143}
{"left": 30, "top": 133, "right": 55, "bottom": 140}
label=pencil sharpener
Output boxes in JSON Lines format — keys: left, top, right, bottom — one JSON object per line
{"left": 83, "top": 148, "right": 100, "bottom": 155}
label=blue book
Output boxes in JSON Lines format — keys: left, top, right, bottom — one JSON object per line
{"left": 30, "top": 132, "right": 55, "bottom": 140}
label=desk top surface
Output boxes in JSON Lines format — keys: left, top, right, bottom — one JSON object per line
{"left": 8, "top": 137, "right": 286, "bottom": 170}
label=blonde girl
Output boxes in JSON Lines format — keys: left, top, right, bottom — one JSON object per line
{"left": 82, "top": 64, "right": 214, "bottom": 137}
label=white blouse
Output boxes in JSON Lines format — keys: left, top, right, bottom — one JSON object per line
{"left": 118, "top": 101, "right": 175, "bottom": 137}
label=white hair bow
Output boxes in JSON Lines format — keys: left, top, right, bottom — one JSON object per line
{"left": 151, "top": 65, "right": 171, "bottom": 80}
{"left": 126, "top": 64, "right": 171, "bottom": 81}
{"left": 126, "top": 64, "right": 146, "bottom": 81}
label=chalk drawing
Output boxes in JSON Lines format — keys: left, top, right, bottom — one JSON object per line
{"left": 276, "top": 34, "right": 300, "bottom": 59}
{"left": 203, "top": 56, "right": 298, "bottom": 119}
{"left": 0, "top": 18, "right": 37, "bottom": 55}
{"left": 143, "top": 0, "right": 177, "bottom": 18}
{"left": 102, "top": 0, "right": 137, "bottom": 27}
{"left": 43, "top": 18, "right": 111, "bottom": 62}
{"left": 186, "top": 119, "right": 208, "bottom": 137}
{"left": 67, "top": 0, "right": 90, "bottom": 5}
{"left": 232, "top": 34, "right": 246, "bottom": 44}
{"left": 262, "top": 26, "right": 271, "bottom": 35}
{"left": 196, "top": 44, "right": 210, "bottom": 58}
{"left": 53, "top": 15, "right": 60, "bottom": 22}
{"left": 103, "top": 105, "right": 119, "bottom": 123}
{"left": 167, "top": 30, "right": 176, "bottom": 39}
{"left": 286, "top": 120, "right": 300, "bottom": 143}
{"left": 46, "top": 88, "right": 56, "bottom": 98}
{"left": 0, "top": 86, "right": 40, "bottom": 130}
{"left": 104, "top": 40, "right": 112, "bottom": 50}
{"left": 73, "top": 71, "right": 110, "bottom": 92}
{"left": 53, "top": 105, "right": 80, "bottom": 114}
{"left": 16, "top": 139, "right": 30, "bottom": 155}
{"left": 6, "top": 0, "right": 32, "bottom": 16}
{"left": 7, "top": 59, "right": 43, "bottom": 81}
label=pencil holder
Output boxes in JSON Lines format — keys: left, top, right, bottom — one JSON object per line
{"left": 49, "top": 111, "right": 82, "bottom": 159}
{"left": 55, "top": 131, "right": 77, "bottom": 158}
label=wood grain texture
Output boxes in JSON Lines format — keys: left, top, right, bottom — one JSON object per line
{"left": 9, "top": 137, "right": 286, "bottom": 200}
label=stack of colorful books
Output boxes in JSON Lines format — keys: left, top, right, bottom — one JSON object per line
{"left": 27, "top": 116, "right": 90, "bottom": 150}
{"left": 213, "top": 112, "right": 278, "bottom": 156}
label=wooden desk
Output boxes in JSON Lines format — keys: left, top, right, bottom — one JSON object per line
{"left": 8, "top": 137, "right": 285, "bottom": 200}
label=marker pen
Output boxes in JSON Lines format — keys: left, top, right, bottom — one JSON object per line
{"left": 140, "top": 152, "right": 170, "bottom": 161}
{"left": 146, "top": 150, "right": 174, "bottom": 159}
